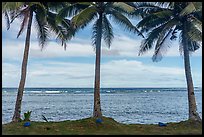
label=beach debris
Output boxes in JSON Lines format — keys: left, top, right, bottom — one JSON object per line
{"left": 96, "top": 118, "right": 103, "bottom": 124}
{"left": 158, "top": 122, "right": 167, "bottom": 127}
{"left": 23, "top": 122, "right": 31, "bottom": 127}
{"left": 42, "top": 115, "right": 49, "bottom": 122}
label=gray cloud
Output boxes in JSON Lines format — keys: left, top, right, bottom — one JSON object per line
{"left": 2, "top": 59, "right": 201, "bottom": 88}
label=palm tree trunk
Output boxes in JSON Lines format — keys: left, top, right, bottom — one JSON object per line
{"left": 93, "top": 12, "right": 103, "bottom": 118}
{"left": 183, "top": 39, "right": 201, "bottom": 122}
{"left": 12, "top": 11, "right": 33, "bottom": 122}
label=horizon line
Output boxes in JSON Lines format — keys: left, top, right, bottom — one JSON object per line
{"left": 2, "top": 86, "right": 202, "bottom": 89}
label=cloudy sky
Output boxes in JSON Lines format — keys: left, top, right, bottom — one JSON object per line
{"left": 2, "top": 16, "right": 202, "bottom": 88}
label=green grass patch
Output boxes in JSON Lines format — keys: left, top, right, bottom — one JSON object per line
{"left": 2, "top": 116, "right": 202, "bottom": 135}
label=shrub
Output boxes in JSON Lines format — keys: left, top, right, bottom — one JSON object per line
{"left": 23, "top": 111, "right": 32, "bottom": 121}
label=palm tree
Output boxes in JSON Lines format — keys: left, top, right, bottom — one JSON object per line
{"left": 134, "top": 2, "right": 202, "bottom": 121}
{"left": 2, "top": 2, "right": 74, "bottom": 122}
{"left": 57, "top": 2, "right": 143, "bottom": 118}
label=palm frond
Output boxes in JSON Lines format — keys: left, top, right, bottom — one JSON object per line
{"left": 187, "top": 21, "right": 202, "bottom": 42}
{"left": 138, "top": 19, "right": 175, "bottom": 56}
{"left": 131, "top": 2, "right": 172, "bottom": 17}
{"left": 91, "top": 15, "right": 103, "bottom": 52}
{"left": 139, "top": 17, "right": 178, "bottom": 59}
{"left": 77, "top": 2, "right": 94, "bottom": 6}
{"left": 136, "top": 7, "right": 173, "bottom": 33}
{"left": 4, "top": 11, "right": 10, "bottom": 30}
{"left": 61, "top": 18, "right": 75, "bottom": 38}
{"left": 109, "top": 9, "right": 144, "bottom": 37}
{"left": 179, "top": 2, "right": 197, "bottom": 17}
{"left": 154, "top": 19, "right": 178, "bottom": 50}
{"left": 188, "top": 41, "right": 201, "bottom": 52}
{"left": 57, "top": 2, "right": 89, "bottom": 22}
{"left": 71, "top": 6, "right": 97, "bottom": 30}
{"left": 155, "top": 2, "right": 175, "bottom": 8}
{"left": 192, "top": 2, "right": 202, "bottom": 11}
{"left": 138, "top": 26, "right": 164, "bottom": 55}
{"left": 170, "top": 26, "right": 179, "bottom": 40}
{"left": 9, "top": 10, "right": 21, "bottom": 24}
{"left": 123, "top": 2, "right": 137, "bottom": 9}
{"left": 113, "top": 2, "right": 135, "bottom": 13}
{"left": 152, "top": 28, "right": 173, "bottom": 62}
{"left": 5, "top": 3, "right": 28, "bottom": 27}
{"left": 136, "top": 13, "right": 172, "bottom": 33}
{"left": 46, "top": 2, "right": 67, "bottom": 12}
{"left": 152, "top": 9, "right": 173, "bottom": 19}
{"left": 17, "top": 7, "right": 30, "bottom": 38}
{"left": 102, "top": 15, "right": 114, "bottom": 48}
{"left": 168, "top": 2, "right": 175, "bottom": 8}
{"left": 179, "top": 29, "right": 201, "bottom": 56}
{"left": 91, "top": 20, "right": 99, "bottom": 48}
{"left": 35, "top": 9, "right": 49, "bottom": 50}
{"left": 134, "top": 2, "right": 159, "bottom": 11}
{"left": 47, "top": 11, "right": 72, "bottom": 49}
{"left": 104, "top": 2, "right": 114, "bottom": 8}
{"left": 190, "top": 16, "right": 202, "bottom": 31}
{"left": 2, "top": 2, "right": 24, "bottom": 12}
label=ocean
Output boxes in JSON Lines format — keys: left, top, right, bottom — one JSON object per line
{"left": 2, "top": 87, "right": 202, "bottom": 124}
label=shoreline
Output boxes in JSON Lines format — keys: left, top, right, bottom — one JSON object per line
{"left": 2, "top": 116, "right": 202, "bottom": 135}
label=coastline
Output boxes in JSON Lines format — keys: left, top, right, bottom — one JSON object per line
{"left": 2, "top": 116, "right": 202, "bottom": 135}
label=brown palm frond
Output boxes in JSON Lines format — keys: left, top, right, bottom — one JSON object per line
{"left": 17, "top": 7, "right": 30, "bottom": 38}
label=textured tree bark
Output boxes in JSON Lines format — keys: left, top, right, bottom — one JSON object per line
{"left": 12, "top": 11, "right": 33, "bottom": 122}
{"left": 93, "top": 12, "right": 103, "bottom": 118}
{"left": 183, "top": 39, "right": 201, "bottom": 122}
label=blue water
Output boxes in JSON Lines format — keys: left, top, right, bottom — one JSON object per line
{"left": 2, "top": 87, "right": 202, "bottom": 124}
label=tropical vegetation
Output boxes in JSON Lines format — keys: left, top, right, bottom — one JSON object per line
{"left": 2, "top": 2, "right": 74, "bottom": 122}
{"left": 57, "top": 2, "right": 144, "bottom": 118}
{"left": 132, "top": 2, "right": 202, "bottom": 121}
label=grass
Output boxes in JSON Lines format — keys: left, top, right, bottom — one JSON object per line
{"left": 2, "top": 116, "right": 202, "bottom": 135}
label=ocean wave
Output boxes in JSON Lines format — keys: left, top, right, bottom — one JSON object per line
{"left": 142, "top": 90, "right": 161, "bottom": 93}
{"left": 29, "top": 91, "right": 43, "bottom": 93}
{"left": 75, "top": 90, "right": 82, "bottom": 93}
{"left": 74, "top": 90, "right": 93, "bottom": 93}
{"left": 45, "top": 91, "right": 61, "bottom": 94}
